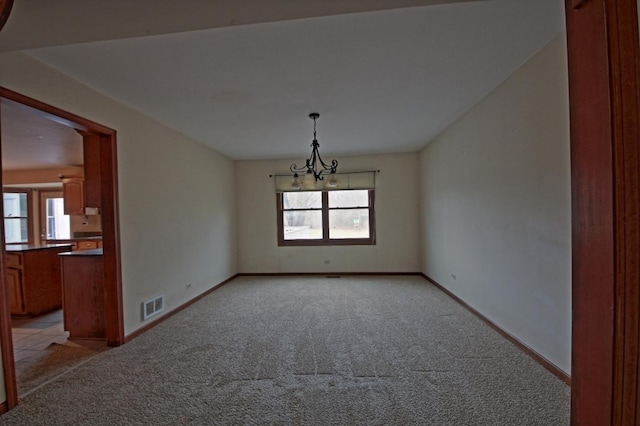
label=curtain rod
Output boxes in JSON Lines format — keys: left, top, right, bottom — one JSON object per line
{"left": 269, "top": 169, "right": 380, "bottom": 178}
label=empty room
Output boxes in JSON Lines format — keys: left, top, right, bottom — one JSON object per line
{"left": 0, "top": 0, "right": 638, "bottom": 424}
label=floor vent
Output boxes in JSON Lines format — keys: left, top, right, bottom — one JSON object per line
{"left": 142, "top": 295, "right": 164, "bottom": 321}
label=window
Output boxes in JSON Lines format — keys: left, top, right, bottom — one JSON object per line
{"left": 40, "top": 190, "right": 71, "bottom": 241}
{"left": 277, "top": 189, "right": 375, "bottom": 246}
{"left": 3, "top": 190, "right": 32, "bottom": 244}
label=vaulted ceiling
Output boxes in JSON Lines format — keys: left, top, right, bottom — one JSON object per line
{"left": 0, "top": 0, "right": 565, "bottom": 165}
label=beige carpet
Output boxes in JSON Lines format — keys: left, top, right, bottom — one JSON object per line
{"left": 0, "top": 276, "right": 570, "bottom": 425}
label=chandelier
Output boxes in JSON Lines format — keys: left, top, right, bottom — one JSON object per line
{"left": 290, "top": 113, "right": 338, "bottom": 189}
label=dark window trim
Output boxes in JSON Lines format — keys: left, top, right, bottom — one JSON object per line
{"left": 3, "top": 188, "right": 34, "bottom": 245}
{"left": 39, "top": 189, "right": 70, "bottom": 242}
{"left": 277, "top": 189, "right": 376, "bottom": 246}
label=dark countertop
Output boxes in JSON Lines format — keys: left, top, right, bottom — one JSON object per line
{"left": 59, "top": 248, "right": 103, "bottom": 257}
{"left": 73, "top": 232, "right": 103, "bottom": 239}
{"left": 6, "top": 243, "right": 74, "bottom": 252}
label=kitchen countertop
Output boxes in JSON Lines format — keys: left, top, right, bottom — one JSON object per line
{"left": 6, "top": 243, "right": 74, "bottom": 252}
{"left": 59, "top": 248, "right": 103, "bottom": 256}
{"left": 72, "top": 233, "right": 103, "bottom": 240}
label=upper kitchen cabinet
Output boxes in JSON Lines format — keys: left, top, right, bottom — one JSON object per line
{"left": 60, "top": 132, "right": 102, "bottom": 215}
{"left": 61, "top": 176, "right": 84, "bottom": 215}
{"left": 82, "top": 132, "right": 101, "bottom": 210}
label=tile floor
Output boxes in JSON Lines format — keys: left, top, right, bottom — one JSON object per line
{"left": 11, "top": 310, "right": 70, "bottom": 361}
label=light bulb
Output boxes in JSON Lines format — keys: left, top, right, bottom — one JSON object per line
{"left": 291, "top": 173, "right": 301, "bottom": 189}
{"left": 326, "top": 173, "right": 339, "bottom": 188}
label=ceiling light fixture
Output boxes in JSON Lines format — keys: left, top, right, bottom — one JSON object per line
{"left": 290, "top": 113, "right": 338, "bottom": 189}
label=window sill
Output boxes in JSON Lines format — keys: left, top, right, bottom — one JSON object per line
{"left": 278, "top": 238, "right": 376, "bottom": 247}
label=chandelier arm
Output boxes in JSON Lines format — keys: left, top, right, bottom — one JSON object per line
{"left": 316, "top": 152, "right": 338, "bottom": 173}
{"left": 290, "top": 163, "right": 309, "bottom": 173}
{"left": 289, "top": 112, "right": 339, "bottom": 183}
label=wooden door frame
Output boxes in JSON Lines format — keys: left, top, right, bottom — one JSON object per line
{"left": 38, "top": 189, "right": 65, "bottom": 245}
{"left": 565, "top": 0, "right": 640, "bottom": 424}
{"left": 0, "top": 87, "right": 124, "bottom": 410}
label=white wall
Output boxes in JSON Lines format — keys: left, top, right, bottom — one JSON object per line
{"left": 236, "top": 152, "right": 420, "bottom": 273}
{"left": 0, "top": 52, "right": 238, "bottom": 340}
{"left": 418, "top": 34, "right": 571, "bottom": 372}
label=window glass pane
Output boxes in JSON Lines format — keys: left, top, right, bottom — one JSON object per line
{"left": 283, "top": 192, "right": 322, "bottom": 209}
{"left": 329, "top": 208, "right": 370, "bottom": 239}
{"left": 3, "top": 193, "right": 27, "bottom": 217}
{"left": 283, "top": 210, "right": 322, "bottom": 240}
{"left": 46, "top": 198, "right": 71, "bottom": 239}
{"left": 328, "top": 190, "right": 369, "bottom": 208}
{"left": 4, "top": 218, "right": 28, "bottom": 243}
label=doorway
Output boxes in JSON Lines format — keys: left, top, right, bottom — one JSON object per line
{"left": 0, "top": 87, "right": 123, "bottom": 409}
{"left": 40, "top": 191, "right": 68, "bottom": 244}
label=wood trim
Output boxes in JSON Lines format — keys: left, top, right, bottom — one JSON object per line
{"left": 0, "top": 87, "right": 125, "bottom": 410}
{"left": 321, "top": 191, "right": 329, "bottom": 240}
{"left": 277, "top": 189, "right": 376, "bottom": 246}
{"left": 38, "top": 189, "right": 63, "bottom": 243}
{"left": 124, "top": 274, "right": 239, "bottom": 343}
{"left": 565, "top": 1, "right": 614, "bottom": 423}
{"left": 607, "top": 0, "right": 640, "bottom": 423}
{"left": 0, "top": 88, "right": 115, "bottom": 135}
{"left": 565, "top": 0, "right": 640, "bottom": 423}
{"left": 276, "top": 238, "right": 376, "bottom": 247}
{"left": 129, "top": 270, "right": 570, "bottom": 384}
{"left": 276, "top": 193, "right": 285, "bottom": 246}
{"left": 0, "top": 0, "right": 13, "bottom": 32}
{"left": 0, "top": 262, "right": 17, "bottom": 410}
{"left": 239, "top": 271, "right": 570, "bottom": 383}
{"left": 0, "top": 102, "right": 18, "bottom": 410}
{"left": 81, "top": 133, "right": 102, "bottom": 210}
{"left": 421, "top": 274, "right": 571, "bottom": 386}
{"left": 572, "top": 0, "right": 588, "bottom": 9}
{"left": 2, "top": 188, "right": 35, "bottom": 245}
{"left": 99, "top": 133, "right": 123, "bottom": 346}
{"left": 368, "top": 190, "right": 376, "bottom": 244}
{"left": 237, "top": 272, "right": 424, "bottom": 277}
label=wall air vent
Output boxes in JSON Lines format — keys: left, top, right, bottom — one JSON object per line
{"left": 142, "top": 295, "right": 164, "bottom": 321}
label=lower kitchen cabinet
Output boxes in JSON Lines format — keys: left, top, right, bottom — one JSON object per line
{"left": 76, "top": 240, "right": 99, "bottom": 250}
{"left": 6, "top": 244, "right": 74, "bottom": 316}
{"left": 6, "top": 268, "right": 24, "bottom": 313}
{"left": 59, "top": 249, "right": 106, "bottom": 340}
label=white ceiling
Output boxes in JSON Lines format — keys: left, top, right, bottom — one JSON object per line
{"left": 0, "top": 0, "right": 565, "bottom": 164}
{"left": 0, "top": 99, "right": 83, "bottom": 170}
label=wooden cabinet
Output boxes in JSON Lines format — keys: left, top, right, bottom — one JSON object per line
{"left": 59, "top": 133, "right": 102, "bottom": 216}
{"left": 76, "top": 240, "right": 98, "bottom": 250}
{"left": 82, "top": 134, "right": 102, "bottom": 209}
{"left": 61, "top": 177, "right": 85, "bottom": 215}
{"left": 50, "top": 239, "right": 103, "bottom": 251}
{"left": 60, "top": 251, "right": 105, "bottom": 340}
{"left": 7, "top": 268, "right": 24, "bottom": 313}
{"left": 6, "top": 245, "right": 73, "bottom": 316}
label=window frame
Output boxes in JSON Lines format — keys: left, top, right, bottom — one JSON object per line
{"left": 3, "top": 188, "right": 34, "bottom": 245}
{"left": 39, "top": 189, "right": 71, "bottom": 242}
{"left": 277, "top": 189, "right": 376, "bottom": 246}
